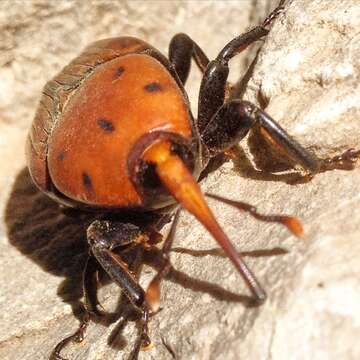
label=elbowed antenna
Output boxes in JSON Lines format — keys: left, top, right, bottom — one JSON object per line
{"left": 143, "top": 140, "right": 266, "bottom": 302}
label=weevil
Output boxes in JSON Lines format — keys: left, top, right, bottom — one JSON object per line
{"left": 26, "top": 5, "right": 359, "bottom": 359}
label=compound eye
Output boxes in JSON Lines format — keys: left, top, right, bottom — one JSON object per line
{"left": 137, "top": 160, "right": 163, "bottom": 192}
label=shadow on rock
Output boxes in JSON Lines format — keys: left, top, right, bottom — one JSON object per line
{"left": 5, "top": 168, "right": 99, "bottom": 316}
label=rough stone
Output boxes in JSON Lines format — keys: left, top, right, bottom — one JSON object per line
{"left": 1, "top": 1, "right": 359, "bottom": 360}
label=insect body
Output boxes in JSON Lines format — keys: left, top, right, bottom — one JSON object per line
{"left": 26, "top": 6, "right": 359, "bottom": 359}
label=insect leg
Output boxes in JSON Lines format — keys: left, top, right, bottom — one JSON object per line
{"left": 169, "top": 33, "right": 210, "bottom": 84}
{"left": 51, "top": 221, "right": 151, "bottom": 359}
{"left": 86, "top": 220, "right": 148, "bottom": 309}
{"left": 50, "top": 309, "right": 90, "bottom": 360}
{"left": 197, "top": 3, "right": 284, "bottom": 133}
{"left": 83, "top": 254, "right": 104, "bottom": 316}
{"left": 201, "top": 100, "right": 321, "bottom": 174}
{"left": 318, "top": 148, "right": 360, "bottom": 172}
{"left": 203, "top": 100, "right": 360, "bottom": 176}
{"left": 87, "top": 220, "right": 156, "bottom": 351}
{"left": 197, "top": 26, "right": 268, "bottom": 131}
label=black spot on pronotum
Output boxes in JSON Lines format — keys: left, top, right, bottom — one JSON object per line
{"left": 82, "top": 172, "right": 93, "bottom": 190}
{"left": 58, "top": 152, "right": 65, "bottom": 161}
{"left": 113, "top": 66, "right": 125, "bottom": 79}
{"left": 97, "top": 118, "right": 115, "bottom": 132}
{"left": 144, "top": 82, "right": 162, "bottom": 92}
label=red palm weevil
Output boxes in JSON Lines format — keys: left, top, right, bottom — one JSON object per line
{"left": 26, "top": 5, "right": 359, "bottom": 359}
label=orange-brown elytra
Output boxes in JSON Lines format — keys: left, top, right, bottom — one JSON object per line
{"left": 26, "top": 5, "right": 360, "bottom": 360}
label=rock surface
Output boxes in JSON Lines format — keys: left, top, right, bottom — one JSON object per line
{"left": 1, "top": 1, "right": 360, "bottom": 360}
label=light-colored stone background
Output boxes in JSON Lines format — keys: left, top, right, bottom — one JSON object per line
{"left": 1, "top": 0, "right": 359, "bottom": 359}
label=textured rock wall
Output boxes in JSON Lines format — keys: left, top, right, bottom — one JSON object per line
{"left": 1, "top": 1, "right": 359, "bottom": 360}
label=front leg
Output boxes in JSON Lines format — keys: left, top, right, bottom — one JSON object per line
{"left": 86, "top": 220, "right": 153, "bottom": 349}
{"left": 169, "top": 33, "right": 210, "bottom": 85}
{"left": 50, "top": 309, "right": 90, "bottom": 360}
{"left": 51, "top": 220, "right": 152, "bottom": 360}
{"left": 87, "top": 220, "right": 147, "bottom": 308}
{"left": 197, "top": 27, "right": 268, "bottom": 133}
{"left": 196, "top": 3, "right": 284, "bottom": 133}
{"left": 201, "top": 100, "right": 359, "bottom": 176}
